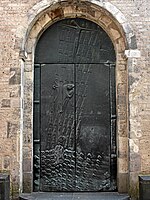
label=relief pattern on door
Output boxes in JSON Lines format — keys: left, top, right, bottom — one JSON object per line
{"left": 33, "top": 18, "right": 116, "bottom": 192}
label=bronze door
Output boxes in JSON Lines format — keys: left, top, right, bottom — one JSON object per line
{"left": 33, "top": 18, "right": 116, "bottom": 192}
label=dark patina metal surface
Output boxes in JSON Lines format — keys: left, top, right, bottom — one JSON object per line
{"left": 0, "top": 174, "right": 10, "bottom": 200}
{"left": 35, "top": 18, "right": 115, "bottom": 64}
{"left": 139, "top": 176, "right": 150, "bottom": 200}
{"left": 33, "top": 18, "right": 116, "bottom": 192}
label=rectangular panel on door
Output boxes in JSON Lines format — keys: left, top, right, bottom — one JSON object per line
{"left": 40, "top": 63, "right": 114, "bottom": 191}
{"left": 40, "top": 64, "right": 76, "bottom": 191}
{"left": 75, "top": 64, "right": 111, "bottom": 191}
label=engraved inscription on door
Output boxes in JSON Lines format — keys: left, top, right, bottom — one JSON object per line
{"left": 33, "top": 18, "right": 116, "bottom": 192}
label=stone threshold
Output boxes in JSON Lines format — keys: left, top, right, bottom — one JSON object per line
{"left": 19, "top": 192, "right": 130, "bottom": 200}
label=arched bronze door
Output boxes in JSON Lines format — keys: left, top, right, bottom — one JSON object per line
{"left": 33, "top": 18, "right": 117, "bottom": 192}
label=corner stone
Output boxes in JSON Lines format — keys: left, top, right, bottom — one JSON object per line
{"left": 125, "top": 50, "right": 141, "bottom": 58}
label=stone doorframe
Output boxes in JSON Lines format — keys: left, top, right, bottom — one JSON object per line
{"left": 19, "top": 0, "right": 140, "bottom": 194}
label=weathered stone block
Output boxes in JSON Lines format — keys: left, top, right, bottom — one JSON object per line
{"left": 10, "top": 86, "right": 20, "bottom": 97}
{"left": 129, "top": 35, "right": 137, "bottom": 49}
{"left": 110, "top": 27, "right": 121, "bottom": 40}
{"left": 50, "top": 8, "right": 64, "bottom": 20}
{"left": 104, "top": 2, "right": 119, "bottom": 16}
{"left": 101, "top": 15, "right": 111, "bottom": 26}
{"left": 7, "top": 122, "right": 18, "bottom": 138}
{"left": 118, "top": 158, "right": 128, "bottom": 173}
{"left": 117, "top": 83, "right": 126, "bottom": 95}
{"left": 23, "top": 159, "right": 31, "bottom": 173}
{"left": 9, "top": 68, "right": 21, "bottom": 85}
{"left": 23, "top": 133, "right": 32, "bottom": 144}
{"left": 122, "top": 22, "right": 132, "bottom": 34}
{"left": 118, "top": 112, "right": 127, "bottom": 120}
{"left": 23, "top": 147, "right": 32, "bottom": 160}
{"left": 1, "top": 99, "right": 11, "bottom": 108}
{"left": 38, "top": 13, "right": 51, "bottom": 28}
{"left": 116, "top": 10, "right": 127, "bottom": 23}
{"left": 129, "top": 139, "right": 139, "bottom": 154}
{"left": 118, "top": 121, "right": 127, "bottom": 137}
{"left": 118, "top": 137, "right": 128, "bottom": 158}
{"left": 118, "top": 95, "right": 126, "bottom": 105}
{"left": 118, "top": 173, "right": 128, "bottom": 193}
{"left": 63, "top": 6, "right": 74, "bottom": 15}
{"left": 11, "top": 98, "right": 20, "bottom": 108}
{"left": 3, "top": 156, "right": 11, "bottom": 170}
{"left": 118, "top": 64, "right": 126, "bottom": 71}
{"left": 118, "top": 71, "right": 127, "bottom": 83}
{"left": 23, "top": 173, "right": 32, "bottom": 193}
{"left": 130, "top": 153, "right": 141, "bottom": 172}
{"left": 125, "top": 50, "right": 141, "bottom": 58}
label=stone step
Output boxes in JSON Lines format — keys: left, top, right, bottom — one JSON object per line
{"left": 20, "top": 192, "right": 130, "bottom": 200}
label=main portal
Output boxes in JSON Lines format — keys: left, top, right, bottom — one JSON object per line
{"left": 33, "top": 18, "right": 117, "bottom": 192}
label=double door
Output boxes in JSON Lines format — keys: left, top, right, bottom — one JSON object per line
{"left": 33, "top": 63, "right": 116, "bottom": 191}
{"left": 33, "top": 18, "right": 116, "bottom": 192}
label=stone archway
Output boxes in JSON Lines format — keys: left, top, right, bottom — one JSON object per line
{"left": 19, "top": 0, "right": 140, "bottom": 194}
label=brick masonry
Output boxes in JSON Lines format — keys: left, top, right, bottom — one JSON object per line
{"left": 0, "top": 0, "right": 149, "bottom": 199}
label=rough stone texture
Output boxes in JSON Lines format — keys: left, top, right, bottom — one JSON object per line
{"left": 0, "top": 0, "right": 149, "bottom": 199}
{"left": 19, "top": 192, "right": 130, "bottom": 200}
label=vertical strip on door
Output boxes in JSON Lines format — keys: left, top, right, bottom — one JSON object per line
{"left": 33, "top": 64, "right": 41, "bottom": 191}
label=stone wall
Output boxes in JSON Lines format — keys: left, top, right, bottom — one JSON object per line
{"left": 0, "top": 0, "right": 149, "bottom": 199}
{"left": 113, "top": 0, "right": 150, "bottom": 198}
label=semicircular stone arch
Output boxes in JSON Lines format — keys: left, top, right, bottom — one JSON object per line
{"left": 20, "top": 0, "right": 140, "bottom": 194}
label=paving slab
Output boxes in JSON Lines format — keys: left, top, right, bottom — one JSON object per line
{"left": 20, "top": 192, "right": 130, "bottom": 200}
